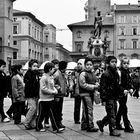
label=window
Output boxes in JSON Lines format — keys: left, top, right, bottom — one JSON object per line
{"left": 8, "top": 7, "right": 11, "bottom": 19}
{"left": 132, "top": 27, "right": 137, "bottom": 35}
{"left": 104, "top": 30, "right": 109, "bottom": 38}
{"left": 76, "top": 44, "right": 82, "bottom": 52}
{"left": 13, "top": 52, "right": 17, "bottom": 59}
{"left": 76, "top": 31, "right": 82, "bottom": 38}
{"left": 28, "top": 24, "right": 31, "bottom": 35}
{"left": 119, "top": 16, "right": 126, "bottom": 23}
{"left": 45, "top": 35, "right": 48, "bottom": 42}
{"left": 131, "top": 53, "right": 138, "bottom": 59}
{"left": 8, "top": 35, "right": 10, "bottom": 47}
{"left": 119, "top": 39, "right": 125, "bottom": 49}
{"left": 13, "top": 40, "right": 17, "bottom": 45}
{"left": 132, "top": 40, "right": 138, "bottom": 49}
{"left": 119, "top": 27, "right": 125, "bottom": 35}
{"left": 13, "top": 25, "right": 18, "bottom": 34}
{"left": 75, "top": 42, "right": 83, "bottom": 52}
{"left": 13, "top": 18, "right": 17, "bottom": 22}
{"left": 132, "top": 16, "right": 138, "bottom": 23}
{"left": 28, "top": 49, "right": 31, "bottom": 59}
{"left": 0, "top": 37, "right": 2, "bottom": 46}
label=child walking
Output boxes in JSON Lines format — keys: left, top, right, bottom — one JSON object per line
{"left": 36, "top": 62, "right": 64, "bottom": 132}
{"left": 79, "top": 57, "right": 99, "bottom": 132}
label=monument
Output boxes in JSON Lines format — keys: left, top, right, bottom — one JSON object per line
{"left": 87, "top": 11, "right": 109, "bottom": 67}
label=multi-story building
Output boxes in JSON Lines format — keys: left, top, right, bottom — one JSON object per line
{"left": 0, "top": 0, "right": 16, "bottom": 69}
{"left": 13, "top": 11, "right": 72, "bottom": 64}
{"left": 56, "top": 43, "right": 72, "bottom": 62}
{"left": 43, "top": 24, "right": 56, "bottom": 61}
{"left": 114, "top": 3, "right": 140, "bottom": 59}
{"left": 13, "top": 9, "right": 45, "bottom": 65}
{"left": 68, "top": 0, "right": 140, "bottom": 61}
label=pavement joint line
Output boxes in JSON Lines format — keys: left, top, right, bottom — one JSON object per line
{"left": 17, "top": 125, "right": 38, "bottom": 139}
{"left": 47, "top": 130, "right": 68, "bottom": 140}
{"left": 66, "top": 126, "right": 97, "bottom": 140}
{"left": 2, "top": 130, "right": 12, "bottom": 140}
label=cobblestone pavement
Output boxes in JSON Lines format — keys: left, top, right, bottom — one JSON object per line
{"left": 0, "top": 95, "right": 140, "bottom": 140}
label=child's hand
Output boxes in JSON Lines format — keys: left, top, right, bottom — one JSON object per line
{"left": 53, "top": 88, "right": 58, "bottom": 94}
{"left": 94, "top": 82, "right": 99, "bottom": 89}
{"left": 124, "top": 90, "right": 129, "bottom": 96}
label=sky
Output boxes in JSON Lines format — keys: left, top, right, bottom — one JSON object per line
{"left": 13, "top": 0, "right": 138, "bottom": 51}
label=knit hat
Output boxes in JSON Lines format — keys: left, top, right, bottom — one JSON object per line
{"left": 77, "top": 59, "right": 85, "bottom": 68}
{"left": 106, "top": 56, "right": 117, "bottom": 64}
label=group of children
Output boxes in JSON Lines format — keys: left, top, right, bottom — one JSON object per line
{"left": 69, "top": 56, "right": 134, "bottom": 137}
{"left": 0, "top": 55, "right": 135, "bottom": 137}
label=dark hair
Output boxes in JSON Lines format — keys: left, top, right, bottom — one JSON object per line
{"left": 59, "top": 61, "right": 67, "bottom": 70}
{"left": 28, "top": 59, "right": 38, "bottom": 68}
{"left": 84, "top": 56, "right": 93, "bottom": 65}
{"left": 51, "top": 59, "right": 59, "bottom": 65}
{"left": 44, "top": 62, "right": 54, "bottom": 73}
{"left": 0, "top": 59, "right": 6, "bottom": 67}
{"left": 106, "top": 55, "right": 117, "bottom": 64}
{"left": 11, "top": 64, "right": 22, "bottom": 75}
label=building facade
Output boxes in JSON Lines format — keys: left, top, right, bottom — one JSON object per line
{"left": 0, "top": 0, "right": 16, "bottom": 69}
{"left": 43, "top": 24, "right": 56, "bottom": 61}
{"left": 68, "top": 0, "right": 140, "bottom": 61}
{"left": 13, "top": 10, "right": 45, "bottom": 65}
{"left": 56, "top": 43, "right": 72, "bottom": 62}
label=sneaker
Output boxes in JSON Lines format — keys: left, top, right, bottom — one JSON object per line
{"left": 110, "top": 130, "right": 121, "bottom": 137}
{"left": 44, "top": 123, "right": 50, "bottom": 128}
{"left": 58, "top": 127, "right": 65, "bottom": 132}
{"left": 124, "top": 122, "right": 134, "bottom": 133}
{"left": 87, "top": 127, "right": 99, "bottom": 132}
{"left": 116, "top": 124, "right": 124, "bottom": 130}
{"left": 59, "top": 123, "right": 65, "bottom": 128}
{"left": 124, "top": 127, "right": 134, "bottom": 133}
{"left": 36, "top": 128, "right": 46, "bottom": 132}
{"left": 2, "top": 117, "right": 10, "bottom": 123}
{"left": 24, "top": 124, "right": 34, "bottom": 130}
{"left": 53, "top": 127, "right": 64, "bottom": 133}
{"left": 96, "top": 120, "right": 104, "bottom": 132}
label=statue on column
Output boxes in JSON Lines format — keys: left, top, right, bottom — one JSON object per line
{"left": 93, "top": 11, "right": 103, "bottom": 38}
{"left": 87, "top": 11, "right": 106, "bottom": 59}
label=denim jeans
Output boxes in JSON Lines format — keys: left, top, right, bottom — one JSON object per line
{"left": 81, "top": 94, "right": 94, "bottom": 129}
{"left": 24, "top": 98, "right": 38, "bottom": 127}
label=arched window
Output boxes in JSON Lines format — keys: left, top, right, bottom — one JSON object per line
{"left": 118, "top": 53, "right": 126, "bottom": 59}
{"left": 131, "top": 53, "right": 138, "bottom": 59}
{"left": 76, "top": 31, "right": 82, "bottom": 38}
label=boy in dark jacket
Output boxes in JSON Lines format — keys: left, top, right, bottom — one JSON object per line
{"left": 0, "top": 59, "right": 10, "bottom": 122}
{"left": 96, "top": 56, "right": 121, "bottom": 137}
{"left": 79, "top": 57, "right": 99, "bottom": 132}
{"left": 24, "top": 59, "right": 40, "bottom": 129}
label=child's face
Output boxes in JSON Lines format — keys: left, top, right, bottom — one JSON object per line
{"left": 77, "top": 62, "right": 83, "bottom": 70}
{"left": 122, "top": 59, "right": 129, "bottom": 69}
{"left": 50, "top": 67, "right": 55, "bottom": 75}
{"left": 85, "top": 61, "right": 93, "bottom": 71}
{"left": 0, "top": 65, "right": 6, "bottom": 72}
{"left": 109, "top": 59, "right": 117, "bottom": 69}
{"left": 54, "top": 64, "right": 59, "bottom": 71}
{"left": 31, "top": 63, "right": 38, "bottom": 71}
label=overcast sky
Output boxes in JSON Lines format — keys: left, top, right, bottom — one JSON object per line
{"left": 14, "top": 0, "right": 138, "bottom": 51}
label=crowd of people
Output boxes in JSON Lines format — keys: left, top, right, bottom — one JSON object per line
{"left": 0, "top": 55, "right": 140, "bottom": 137}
